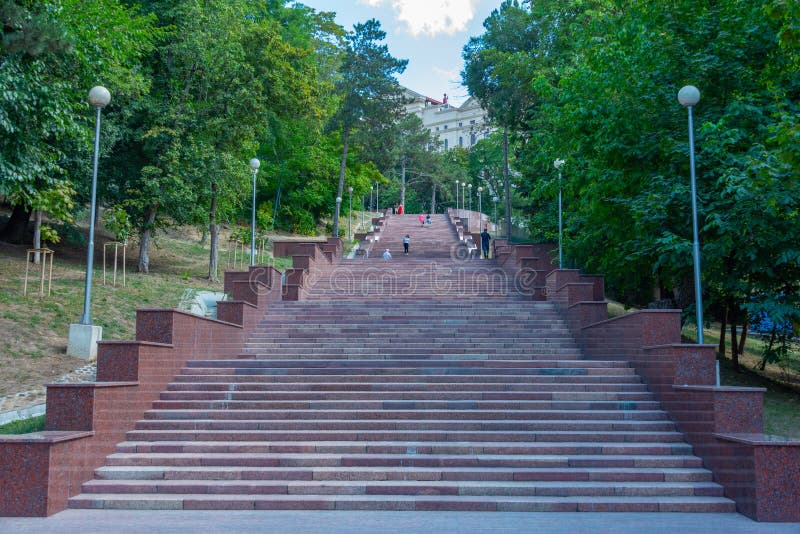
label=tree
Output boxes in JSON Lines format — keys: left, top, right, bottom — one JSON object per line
{"left": 0, "top": 0, "right": 158, "bottom": 243}
{"left": 463, "top": 0, "right": 800, "bottom": 365}
{"left": 330, "top": 19, "right": 407, "bottom": 236}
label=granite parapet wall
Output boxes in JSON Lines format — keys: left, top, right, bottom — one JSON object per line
{"left": 539, "top": 267, "right": 800, "bottom": 522}
{"left": 0, "top": 267, "right": 276, "bottom": 517}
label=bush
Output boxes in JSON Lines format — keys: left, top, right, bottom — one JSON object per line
{"left": 0, "top": 415, "right": 45, "bottom": 434}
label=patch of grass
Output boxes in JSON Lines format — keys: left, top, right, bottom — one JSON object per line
{"left": 608, "top": 300, "right": 636, "bottom": 319}
{"left": 0, "top": 415, "right": 45, "bottom": 434}
{"left": 0, "top": 223, "right": 317, "bottom": 398}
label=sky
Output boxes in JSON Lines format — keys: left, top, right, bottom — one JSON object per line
{"left": 294, "top": 0, "right": 505, "bottom": 107}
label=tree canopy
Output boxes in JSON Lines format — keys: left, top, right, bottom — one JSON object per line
{"left": 462, "top": 0, "right": 800, "bottom": 366}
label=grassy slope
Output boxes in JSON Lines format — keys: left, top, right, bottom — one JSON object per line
{"left": 0, "top": 225, "right": 294, "bottom": 397}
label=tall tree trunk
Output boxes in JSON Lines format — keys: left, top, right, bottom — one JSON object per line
{"left": 333, "top": 128, "right": 349, "bottom": 237}
{"left": 718, "top": 305, "right": 728, "bottom": 357}
{"left": 0, "top": 203, "right": 32, "bottom": 243}
{"left": 503, "top": 126, "right": 511, "bottom": 240}
{"left": 32, "top": 209, "right": 42, "bottom": 264}
{"left": 208, "top": 183, "right": 219, "bottom": 281}
{"left": 400, "top": 155, "right": 406, "bottom": 210}
{"left": 738, "top": 321, "right": 749, "bottom": 356}
{"left": 730, "top": 321, "right": 740, "bottom": 373}
{"left": 137, "top": 205, "right": 158, "bottom": 273}
{"left": 430, "top": 184, "right": 436, "bottom": 214}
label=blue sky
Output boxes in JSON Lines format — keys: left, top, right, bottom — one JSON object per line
{"left": 295, "top": 0, "right": 505, "bottom": 106}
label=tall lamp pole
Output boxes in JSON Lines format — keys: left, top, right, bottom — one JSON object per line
{"left": 335, "top": 196, "right": 342, "bottom": 237}
{"left": 370, "top": 184, "right": 374, "bottom": 213}
{"left": 678, "top": 85, "right": 705, "bottom": 346}
{"left": 554, "top": 158, "right": 565, "bottom": 269}
{"left": 79, "top": 86, "right": 111, "bottom": 325}
{"left": 454, "top": 180, "right": 459, "bottom": 218}
{"left": 461, "top": 182, "right": 466, "bottom": 222}
{"left": 347, "top": 186, "right": 353, "bottom": 240}
{"left": 467, "top": 183, "right": 473, "bottom": 232}
{"left": 492, "top": 196, "right": 498, "bottom": 234}
{"left": 477, "top": 187, "right": 483, "bottom": 230}
{"left": 376, "top": 183, "right": 379, "bottom": 214}
{"left": 248, "top": 158, "right": 260, "bottom": 266}
{"left": 361, "top": 195, "right": 365, "bottom": 231}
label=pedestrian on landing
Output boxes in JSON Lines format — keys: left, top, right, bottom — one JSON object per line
{"left": 397, "top": 204, "right": 403, "bottom": 215}
{"left": 425, "top": 214, "right": 431, "bottom": 226}
{"left": 480, "top": 227, "right": 491, "bottom": 259}
{"left": 403, "top": 234, "right": 410, "bottom": 255}
{"left": 418, "top": 213, "right": 425, "bottom": 227}
{"left": 383, "top": 248, "right": 392, "bottom": 261}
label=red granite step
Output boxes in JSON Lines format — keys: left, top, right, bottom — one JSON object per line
{"left": 89, "top": 465, "right": 715, "bottom": 483}
{"left": 78, "top": 479, "right": 725, "bottom": 498}
{"left": 68, "top": 493, "right": 735, "bottom": 513}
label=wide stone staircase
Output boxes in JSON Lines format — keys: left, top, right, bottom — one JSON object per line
{"left": 373, "top": 213, "right": 458, "bottom": 259}
{"left": 67, "top": 214, "right": 735, "bottom": 513}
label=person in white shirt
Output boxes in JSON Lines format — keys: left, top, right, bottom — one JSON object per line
{"left": 383, "top": 249, "right": 392, "bottom": 261}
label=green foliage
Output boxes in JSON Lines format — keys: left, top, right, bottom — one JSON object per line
{"left": 0, "top": 415, "right": 45, "bottom": 435}
{"left": 0, "top": 0, "right": 160, "bottom": 212}
{"left": 103, "top": 205, "right": 133, "bottom": 244}
{"left": 229, "top": 226, "right": 250, "bottom": 245}
{"left": 463, "top": 0, "right": 800, "bottom": 324}
{"left": 256, "top": 201, "right": 274, "bottom": 232}
{"left": 329, "top": 18, "right": 408, "bottom": 236}
{"left": 39, "top": 224, "right": 59, "bottom": 245}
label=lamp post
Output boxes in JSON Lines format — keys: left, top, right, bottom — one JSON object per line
{"left": 554, "top": 158, "right": 565, "bottom": 269}
{"left": 467, "top": 183, "right": 473, "bottom": 232}
{"left": 248, "top": 158, "right": 260, "bottom": 266}
{"left": 678, "top": 85, "right": 705, "bottom": 348}
{"left": 80, "top": 86, "right": 111, "bottom": 325}
{"left": 68, "top": 86, "right": 110, "bottom": 360}
{"left": 493, "top": 196, "right": 499, "bottom": 234}
{"left": 455, "top": 180, "right": 459, "bottom": 218}
{"left": 461, "top": 182, "right": 466, "bottom": 222}
{"left": 335, "top": 196, "right": 342, "bottom": 238}
{"left": 370, "top": 184, "right": 374, "bottom": 213}
{"left": 361, "top": 195, "right": 365, "bottom": 231}
{"left": 477, "top": 187, "right": 483, "bottom": 230}
{"left": 376, "top": 183, "right": 379, "bottom": 214}
{"left": 347, "top": 186, "right": 353, "bottom": 240}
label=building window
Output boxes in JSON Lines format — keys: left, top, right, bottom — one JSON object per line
{"left": 459, "top": 137, "right": 463, "bottom": 147}
{"left": 459, "top": 122, "right": 463, "bottom": 127}
{"left": 444, "top": 139, "right": 449, "bottom": 150}
{"left": 435, "top": 126, "right": 439, "bottom": 131}
{"left": 470, "top": 120, "right": 476, "bottom": 125}
{"left": 470, "top": 134, "right": 477, "bottom": 145}
{"left": 444, "top": 125, "right": 448, "bottom": 130}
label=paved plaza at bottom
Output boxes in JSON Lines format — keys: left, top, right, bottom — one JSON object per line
{"left": 0, "top": 510, "right": 797, "bottom": 534}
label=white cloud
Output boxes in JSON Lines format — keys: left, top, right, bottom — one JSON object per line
{"left": 359, "top": 0, "right": 479, "bottom": 37}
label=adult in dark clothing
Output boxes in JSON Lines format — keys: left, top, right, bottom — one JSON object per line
{"left": 480, "top": 228, "right": 491, "bottom": 259}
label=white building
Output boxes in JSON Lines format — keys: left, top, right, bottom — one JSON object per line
{"left": 403, "top": 88, "right": 492, "bottom": 151}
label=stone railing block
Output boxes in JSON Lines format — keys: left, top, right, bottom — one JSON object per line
{"left": 712, "top": 433, "right": 800, "bottom": 522}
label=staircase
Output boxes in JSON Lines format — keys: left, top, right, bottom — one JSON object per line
{"left": 373, "top": 214, "right": 458, "bottom": 259}
{"left": 68, "top": 214, "right": 735, "bottom": 513}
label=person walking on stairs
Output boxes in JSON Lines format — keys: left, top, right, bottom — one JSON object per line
{"left": 403, "top": 234, "right": 410, "bottom": 255}
{"left": 383, "top": 248, "right": 392, "bottom": 261}
{"left": 480, "top": 227, "right": 491, "bottom": 259}
{"left": 418, "top": 213, "right": 425, "bottom": 227}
